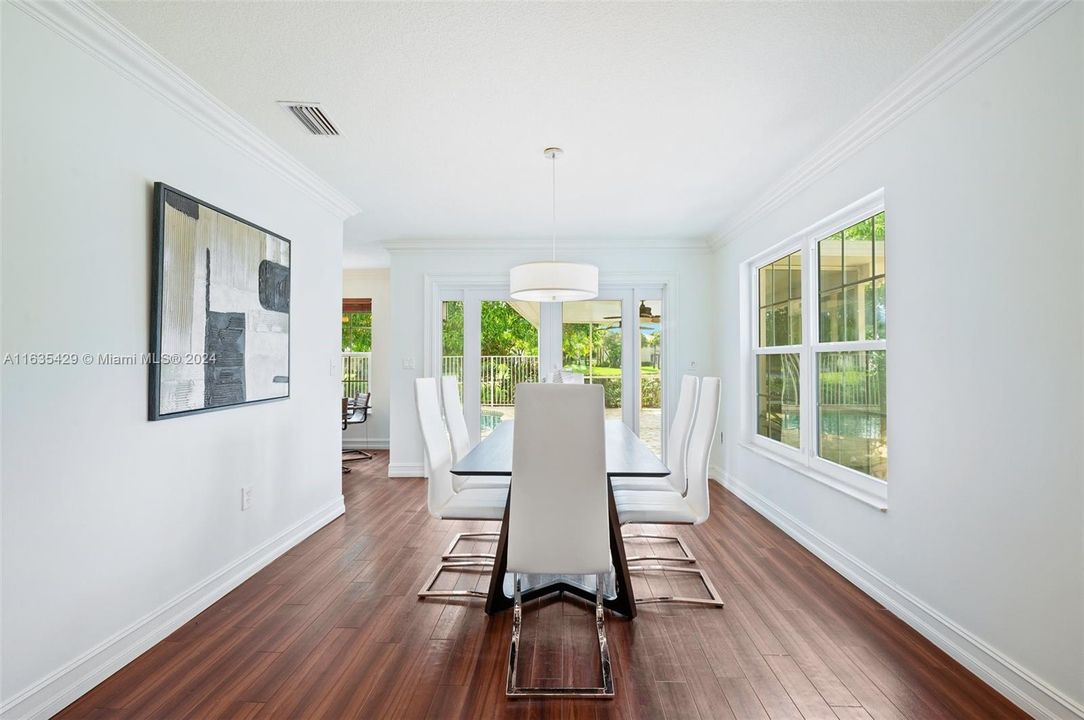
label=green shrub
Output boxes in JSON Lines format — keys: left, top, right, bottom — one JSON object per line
{"left": 587, "top": 377, "right": 622, "bottom": 408}
{"left": 641, "top": 376, "right": 661, "bottom": 408}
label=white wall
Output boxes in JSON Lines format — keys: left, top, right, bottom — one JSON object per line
{"left": 713, "top": 5, "right": 1083, "bottom": 717}
{"left": 388, "top": 246, "right": 717, "bottom": 475}
{"left": 1, "top": 7, "right": 346, "bottom": 717}
{"left": 342, "top": 269, "right": 390, "bottom": 447}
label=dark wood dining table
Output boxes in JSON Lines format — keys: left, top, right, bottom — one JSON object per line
{"left": 450, "top": 419, "right": 669, "bottom": 618}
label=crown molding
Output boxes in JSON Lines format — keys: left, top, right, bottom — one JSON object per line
{"left": 383, "top": 236, "right": 713, "bottom": 254}
{"left": 709, "top": 0, "right": 1069, "bottom": 249}
{"left": 11, "top": 0, "right": 361, "bottom": 221}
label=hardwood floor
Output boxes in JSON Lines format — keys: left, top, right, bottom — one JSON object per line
{"left": 55, "top": 451, "right": 1025, "bottom": 719}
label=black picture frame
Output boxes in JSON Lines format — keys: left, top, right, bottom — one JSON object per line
{"left": 149, "top": 182, "right": 292, "bottom": 421}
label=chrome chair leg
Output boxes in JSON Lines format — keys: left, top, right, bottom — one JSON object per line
{"left": 441, "top": 531, "right": 500, "bottom": 561}
{"left": 632, "top": 565, "right": 725, "bottom": 607}
{"left": 623, "top": 532, "right": 697, "bottom": 564}
{"left": 506, "top": 573, "right": 615, "bottom": 698}
{"left": 417, "top": 561, "right": 491, "bottom": 599}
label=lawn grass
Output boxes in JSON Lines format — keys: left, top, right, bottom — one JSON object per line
{"left": 564, "top": 365, "right": 660, "bottom": 376}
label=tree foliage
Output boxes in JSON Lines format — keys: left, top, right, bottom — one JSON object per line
{"left": 342, "top": 312, "right": 372, "bottom": 352}
{"left": 481, "top": 302, "right": 537, "bottom": 356}
{"left": 442, "top": 301, "right": 540, "bottom": 356}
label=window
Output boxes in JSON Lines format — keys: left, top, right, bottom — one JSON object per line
{"left": 342, "top": 298, "right": 372, "bottom": 398}
{"left": 480, "top": 300, "right": 539, "bottom": 438}
{"left": 441, "top": 299, "right": 464, "bottom": 405}
{"left": 342, "top": 298, "right": 372, "bottom": 352}
{"left": 755, "top": 251, "right": 801, "bottom": 448}
{"left": 817, "top": 213, "right": 886, "bottom": 480}
{"left": 638, "top": 299, "right": 663, "bottom": 456}
{"left": 747, "top": 192, "right": 887, "bottom": 504}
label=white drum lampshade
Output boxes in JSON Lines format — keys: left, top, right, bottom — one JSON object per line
{"left": 510, "top": 147, "right": 599, "bottom": 303}
{"left": 509, "top": 261, "right": 598, "bottom": 303}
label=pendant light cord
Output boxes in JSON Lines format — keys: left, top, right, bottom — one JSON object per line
{"left": 551, "top": 152, "right": 557, "bottom": 262}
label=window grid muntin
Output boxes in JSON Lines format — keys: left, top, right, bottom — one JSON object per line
{"left": 754, "top": 247, "right": 803, "bottom": 447}
{"left": 756, "top": 353, "right": 801, "bottom": 448}
{"left": 758, "top": 249, "right": 803, "bottom": 348}
{"left": 818, "top": 212, "right": 886, "bottom": 344}
{"left": 815, "top": 349, "right": 887, "bottom": 480}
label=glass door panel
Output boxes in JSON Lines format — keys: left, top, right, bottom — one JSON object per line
{"left": 561, "top": 299, "right": 624, "bottom": 425}
{"left": 638, "top": 299, "right": 663, "bottom": 456}
{"left": 440, "top": 299, "right": 465, "bottom": 404}
{"left": 479, "top": 299, "right": 540, "bottom": 439}
{"left": 435, "top": 284, "right": 665, "bottom": 456}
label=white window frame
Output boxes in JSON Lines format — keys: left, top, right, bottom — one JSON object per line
{"left": 740, "top": 189, "right": 888, "bottom": 510}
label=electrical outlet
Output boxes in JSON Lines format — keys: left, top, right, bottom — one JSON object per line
{"left": 241, "top": 485, "right": 253, "bottom": 511}
{"left": 402, "top": 357, "right": 416, "bottom": 370}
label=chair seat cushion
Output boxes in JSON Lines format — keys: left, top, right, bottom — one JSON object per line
{"left": 440, "top": 487, "right": 508, "bottom": 520}
{"left": 459, "top": 475, "right": 511, "bottom": 491}
{"left": 614, "top": 489, "right": 695, "bottom": 525}
{"left": 610, "top": 477, "right": 674, "bottom": 493}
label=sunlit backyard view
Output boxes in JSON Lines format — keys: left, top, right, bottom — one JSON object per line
{"left": 341, "top": 308, "right": 372, "bottom": 399}
{"left": 441, "top": 299, "right": 663, "bottom": 456}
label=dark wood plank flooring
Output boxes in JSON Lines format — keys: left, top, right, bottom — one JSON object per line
{"left": 55, "top": 451, "right": 1026, "bottom": 719}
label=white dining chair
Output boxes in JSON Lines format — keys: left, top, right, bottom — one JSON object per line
{"left": 414, "top": 378, "right": 509, "bottom": 599}
{"left": 505, "top": 383, "right": 614, "bottom": 698}
{"left": 612, "top": 374, "right": 700, "bottom": 564}
{"left": 613, "top": 374, "right": 698, "bottom": 494}
{"left": 551, "top": 370, "right": 584, "bottom": 384}
{"left": 613, "top": 377, "right": 724, "bottom": 607}
{"left": 439, "top": 375, "right": 508, "bottom": 562}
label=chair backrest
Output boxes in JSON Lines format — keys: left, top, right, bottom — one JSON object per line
{"left": 441, "top": 376, "right": 471, "bottom": 463}
{"left": 685, "top": 377, "right": 721, "bottom": 525}
{"left": 666, "top": 375, "right": 699, "bottom": 494}
{"left": 552, "top": 370, "right": 584, "bottom": 384}
{"left": 507, "top": 383, "right": 610, "bottom": 576}
{"left": 415, "top": 378, "right": 455, "bottom": 517}
{"left": 347, "top": 392, "right": 371, "bottom": 424}
{"left": 341, "top": 397, "right": 350, "bottom": 428}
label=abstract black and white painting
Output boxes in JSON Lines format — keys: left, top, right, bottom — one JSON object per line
{"left": 149, "top": 183, "right": 290, "bottom": 420}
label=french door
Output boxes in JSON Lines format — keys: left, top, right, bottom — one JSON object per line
{"left": 435, "top": 285, "right": 666, "bottom": 457}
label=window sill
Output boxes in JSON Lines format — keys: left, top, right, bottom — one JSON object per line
{"left": 739, "top": 441, "right": 888, "bottom": 512}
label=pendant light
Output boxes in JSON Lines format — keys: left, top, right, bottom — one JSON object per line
{"left": 510, "top": 148, "right": 598, "bottom": 303}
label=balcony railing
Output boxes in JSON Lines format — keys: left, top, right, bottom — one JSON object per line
{"left": 342, "top": 352, "right": 371, "bottom": 398}
{"left": 441, "top": 355, "right": 660, "bottom": 410}
{"left": 441, "top": 355, "right": 540, "bottom": 406}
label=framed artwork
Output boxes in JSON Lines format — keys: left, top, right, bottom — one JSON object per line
{"left": 149, "top": 183, "right": 291, "bottom": 420}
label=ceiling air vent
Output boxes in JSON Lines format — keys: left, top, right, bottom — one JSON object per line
{"left": 278, "top": 101, "right": 340, "bottom": 136}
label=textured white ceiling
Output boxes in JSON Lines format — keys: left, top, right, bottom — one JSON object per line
{"left": 100, "top": 1, "right": 983, "bottom": 266}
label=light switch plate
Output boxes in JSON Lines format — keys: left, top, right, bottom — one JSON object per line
{"left": 402, "top": 357, "right": 416, "bottom": 370}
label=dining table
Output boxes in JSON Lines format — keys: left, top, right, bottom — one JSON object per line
{"left": 450, "top": 419, "right": 670, "bottom": 619}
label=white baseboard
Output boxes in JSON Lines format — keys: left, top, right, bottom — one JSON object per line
{"left": 387, "top": 462, "right": 425, "bottom": 478}
{"left": 342, "top": 438, "right": 389, "bottom": 450}
{"left": 0, "top": 495, "right": 346, "bottom": 720}
{"left": 715, "top": 473, "right": 1084, "bottom": 720}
